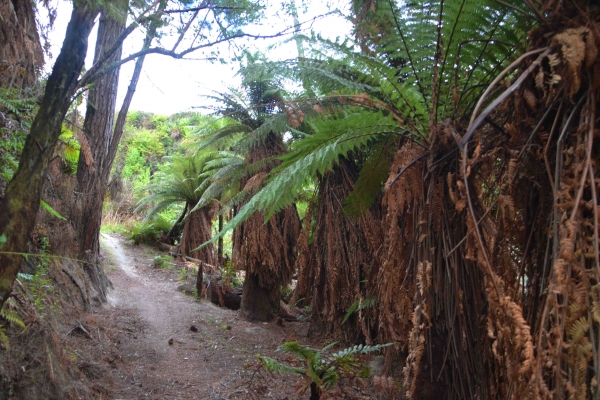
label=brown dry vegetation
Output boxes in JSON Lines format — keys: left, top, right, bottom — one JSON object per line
{"left": 234, "top": 132, "right": 300, "bottom": 321}
{"left": 179, "top": 206, "right": 218, "bottom": 266}
{"left": 293, "top": 2, "right": 600, "bottom": 399}
{"left": 284, "top": 2, "right": 600, "bottom": 399}
{"left": 3, "top": 0, "right": 600, "bottom": 399}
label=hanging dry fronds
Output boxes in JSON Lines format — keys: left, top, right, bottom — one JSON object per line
{"left": 233, "top": 132, "right": 300, "bottom": 321}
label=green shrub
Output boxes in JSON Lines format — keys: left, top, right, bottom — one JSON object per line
{"left": 153, "top": 255, "right": 173, "bottom": 269}
{"left": 127, "top": 215, "right": 171, "bottom": 245}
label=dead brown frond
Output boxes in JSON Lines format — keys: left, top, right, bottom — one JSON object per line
{"left": 76, "top": 131, "right": 95, "bottom": 173}
{"left": 233, "top": 132, "right": 300, "bottom": 320}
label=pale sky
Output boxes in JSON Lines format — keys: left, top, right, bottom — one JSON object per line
{"left": 45, "top": 1, "right": 352, "bottom": 115}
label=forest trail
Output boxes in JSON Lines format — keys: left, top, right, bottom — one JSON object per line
{"left": 73, "top": 233, "right": 306, "bottom": 399}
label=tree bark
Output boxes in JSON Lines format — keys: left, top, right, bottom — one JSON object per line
{"left": 0, "top": 0, "right": 44, "bottom": 89}
{"left": 241, "top": 272, "right": 278, "bottom": 321}
{"left": 73, "top": 1, "right": 164, "bottom": 305}
{"left": 178, "top": 207, "right": 217, "bottom": 265}
{"left": 218, "top": 211, "right": 224, "bottom": 262}
{"left": 73, "top": 6, "right": 126, "bottom": 303}
{"left": 0, "top": 3, "right": 99, "bottom": 309}
{"left": 233, "top": 133, "right": 300, "bottom": 322}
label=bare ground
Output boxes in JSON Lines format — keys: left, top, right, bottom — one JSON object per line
{"left": 63, "top": 233, "right": 311, "bottom": 399}
{"left": 59, "top": 233, "right": 388, "bottom": 399}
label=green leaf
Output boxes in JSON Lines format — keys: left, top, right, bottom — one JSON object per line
{"left": 342, "top": 301, "right": 359, "bottom": 325}
{"left": 17, "top": 273, "right": 33, "bottom": 281}
{"left": 342, "top": 297, "right": 376, "bottom": 324}
{"left": 40, "top": 200, "right": 67, "bottom": 221}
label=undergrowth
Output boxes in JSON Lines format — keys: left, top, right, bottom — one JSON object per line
{"left": 0, "top": 299, "right": 26, "bottom": 351}
{"left": 18, "top": 237, "right": 58, "bottom": 317}
{"left": 248, "top": 341, "right": 391, "bottom": 399}
{"left": 127, "top": 215, "right": 171, "bottom": 245}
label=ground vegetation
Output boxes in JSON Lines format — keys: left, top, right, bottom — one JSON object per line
{"left": 1, "top": 0, "right": 600, "bottom": 399}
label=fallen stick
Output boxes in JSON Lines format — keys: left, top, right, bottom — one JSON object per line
{"left": 165, "top": 250, "right": 219, "bottom": 271}
{"left": 67, "top": 320, "right": 94, "bottom": 340}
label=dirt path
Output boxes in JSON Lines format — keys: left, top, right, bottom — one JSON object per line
{"left": 70, "top": 233, "right": 307, "bottom": 399}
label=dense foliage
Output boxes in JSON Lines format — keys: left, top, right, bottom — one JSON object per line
{"left": 2, "top": 0, "right": 600, "bottom": 399}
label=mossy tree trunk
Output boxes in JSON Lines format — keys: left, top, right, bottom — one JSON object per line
{"left": 0, "top": 3, "right": 99, "bottom": 309}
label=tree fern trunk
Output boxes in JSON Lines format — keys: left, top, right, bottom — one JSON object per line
{"left": 166, "top": 203, "right": 188, "bottom": 244}
{"left": 309, "top": 382, "right": 321, "bottom": 400}
{"left": 294, "top": 158, "right": 381, "bottom": 342}
{"left": 178, "top": 207, "right": 217, "bottom": 265}
{"left": 218, "top": 211, "right": 224, "bottom": 263}
{"left": 233, "top": 132, "right": 300, "bottom": 322}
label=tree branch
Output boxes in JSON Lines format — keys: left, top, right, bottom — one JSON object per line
{"left": 172, "top": 9, "right": 200, "bottom": 51}
{"left": 78, "top": 1, "right": 162, "bottom": 88}
{"left": 76, "top": 12, "right": 333, "bottom": 90}
{"left": 165, "top": 6, "right": 247, "bottom": 13}
{"left": 77, "top": 31, "right": 295, "bottom": 90}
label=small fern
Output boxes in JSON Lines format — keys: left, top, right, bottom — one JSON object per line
{"left": 0, "top": 308, "right": 26, "bottom": 331}
{"left": 257, "top": 340, "right": 392, "bottom": 399}
{"left": 0, "top": 330, "right": 9, "bottom": 352}
{"left": 0, "top": 302, "right": 27, "bottom": 352}
{"left": 0, "top": 87, "right": 36, "bottom": 116}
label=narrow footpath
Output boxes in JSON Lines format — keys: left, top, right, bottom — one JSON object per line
{"left": 68, "top": 233, "right": 306, "bottom": 399}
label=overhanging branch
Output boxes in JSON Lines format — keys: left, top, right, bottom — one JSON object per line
{"left": 76, "top": 11, "right": 335, "bottom": 90}
{"left": 165, "top": 6, "right": 247, "bottom": 13}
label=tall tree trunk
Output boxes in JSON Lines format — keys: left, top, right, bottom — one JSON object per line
{"left": 73, "top": 1, "right": 164, "bottom": 304}
{"left": 0, "top": 0, "right": 44, "bottom": 89}
{"left": 73, "top": 6, "right": 126, "bottom": 304}
{"left": 0, "top": 3, "right": 99, "bottom": 309}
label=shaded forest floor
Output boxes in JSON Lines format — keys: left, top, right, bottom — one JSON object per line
{"left": 59, "top": 234, "right": 382, "bottom": 399}
{"left": 64, "top": 233, "right": 305, "bottom": 399}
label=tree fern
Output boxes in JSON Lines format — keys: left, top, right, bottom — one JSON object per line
{"left": 203, "top": 0, "right": 530, "bottom": 242}
{"left": 136, "top": 152, "right": 230, "bottom": 221}
{"left": 206, "top": 109, "right": 402, "bottom": 243}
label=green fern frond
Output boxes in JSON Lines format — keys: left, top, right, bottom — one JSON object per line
{"left": 0, "top": 330, "right": 9, "bottom": 352}
{"left": 258, "top": 355, "right": 306, "bottom": 375}
{"left": 0, "top": 88, "right": 36, "bottom": 116}
{"left": 342, "top": 297, "right": 377, "bottom": 325}
{"left": 331, "top": 342, "right": 392, "bottom": 359}
{"left": 280, "top": 341, "right": 319, "bottom": 362}
{"left": 203, "top": 110, "right": 401, "bottom": 247}
{"left": 0, "top": 308, "right": 26, "bottom": 331}
{"left": 343, "top": 137, "right": 395, "bottom": 217}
